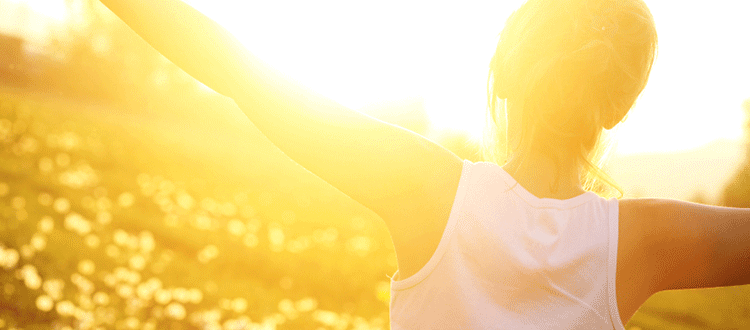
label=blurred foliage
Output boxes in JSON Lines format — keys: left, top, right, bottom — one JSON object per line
{"left": 16, "top": 0, "right": 200, "bottom": 108}
{"left": 0, "top": 90, "right": 396, "bottom": 329}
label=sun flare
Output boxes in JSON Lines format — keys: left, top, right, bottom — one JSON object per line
{"left": 181, "top": 0, "right": 749, "bottom": 154}
{"left": 23, "top": 0, "right": 68, "bottom": 22}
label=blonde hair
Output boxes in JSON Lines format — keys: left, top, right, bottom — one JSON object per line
{"left": 484, "top": 0, "right": 657, "bottom": 198}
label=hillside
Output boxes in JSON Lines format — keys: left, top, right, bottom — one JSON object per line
{"left": 607, "top": 139, "right": 746, "bottom": 204}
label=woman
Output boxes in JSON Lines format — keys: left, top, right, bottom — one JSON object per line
{"left": 99, "top": 0, "right": 750, "bottom": 328}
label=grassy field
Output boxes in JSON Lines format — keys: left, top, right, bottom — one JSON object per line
{"left": 1, "top": 89, "right": 750, "bottom": 330}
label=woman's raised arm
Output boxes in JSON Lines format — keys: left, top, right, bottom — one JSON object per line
{"left": 97, "top": 0, "right": 463, "bottom": 267}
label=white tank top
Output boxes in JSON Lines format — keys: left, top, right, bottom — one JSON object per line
{"left": 390, "top": 160, "right": 625, "bottom": 330}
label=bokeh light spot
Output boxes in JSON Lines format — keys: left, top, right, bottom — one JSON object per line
{"left": 36, "top": 295, "right": 54, "bottom": 312}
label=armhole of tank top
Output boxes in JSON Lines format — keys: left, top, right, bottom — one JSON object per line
{"left": 390, "top": 159, "right": 474, "bottom": 291}
{"left": 607, "top": 197, "right": 627, "bottom": 330}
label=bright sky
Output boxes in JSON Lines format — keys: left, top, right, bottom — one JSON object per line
{"left": 0, "top": 0, "right": 68, "bottom": 43}
{"left": 8, "top": 0, "right": 750, "bottom": 155}
{"left": 188, "top": 0, "right": 750, "bottom": 155}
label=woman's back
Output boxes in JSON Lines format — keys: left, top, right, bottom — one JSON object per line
{"left": 391, "top": 161, "right": 750, "bottom": 329}
{"left": 390, "top": 161, "right": 624, "bottom": 329}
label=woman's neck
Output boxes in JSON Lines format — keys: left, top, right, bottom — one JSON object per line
{"left": 502, "top": 151, "right": 585, "bottom": 200}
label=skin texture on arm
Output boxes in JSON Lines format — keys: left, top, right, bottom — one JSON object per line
{"left": 97, "top": 0, "right": 463, "bottom": 277}
{"left": 616, "top": 198, "right": 750, "bottom": 324}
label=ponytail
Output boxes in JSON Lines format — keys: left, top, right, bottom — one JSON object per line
{"left": 484, "top": 0, "right": 657, "bottom": 198}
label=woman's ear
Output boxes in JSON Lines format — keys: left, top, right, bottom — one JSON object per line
{"left": 601, "top": 94, "right": 635, "bottom": 130}
{"left": 602, "top": 117, "right": 619, "bottom": 130}
{"left": 602, "top": 106, "right": 626, "bottom": 130}
{"left": 495, "top": 90, "right": 509, "bottom": 100}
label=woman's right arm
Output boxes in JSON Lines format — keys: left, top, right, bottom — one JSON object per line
{"left": 97, "top": 0, "right": 464, "bottom": 275}
{"left": 616, "top": 198, "right": 750, "bottom": 324}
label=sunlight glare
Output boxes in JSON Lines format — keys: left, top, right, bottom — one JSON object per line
{"left": 22, "top": 0, "right": 68, "bottom": 22}
{"left": 184, "top": 0, "right": 749, "bottom": 154}
{"left": 184, "top": 0, "right": 516, "bottom": 139}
